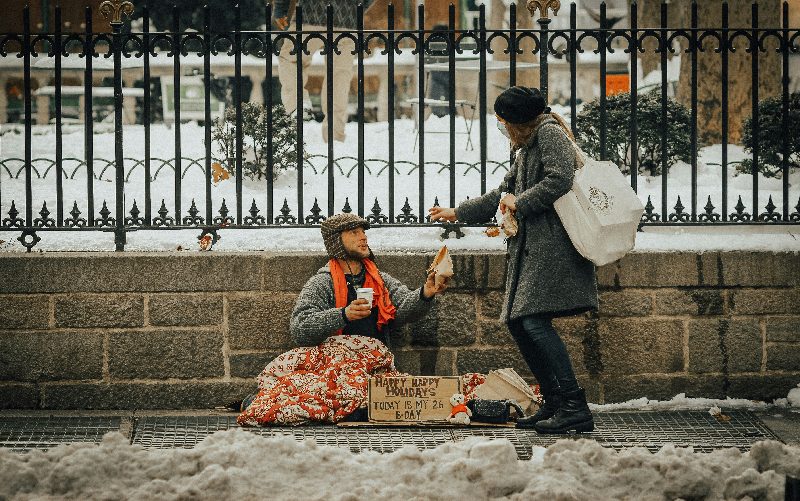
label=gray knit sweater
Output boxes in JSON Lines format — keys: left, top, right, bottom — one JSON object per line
{"left": 290, "top": 264, "right": 434, "bottom": 346}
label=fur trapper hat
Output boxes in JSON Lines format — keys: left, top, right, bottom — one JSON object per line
{"left": 320, "top": 213, "right": 371, "bottom": 260}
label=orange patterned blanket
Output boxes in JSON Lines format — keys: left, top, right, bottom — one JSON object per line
{"left": 238, "top": 335, "right": 485, "bottom": 426}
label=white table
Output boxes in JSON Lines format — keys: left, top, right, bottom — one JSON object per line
{"left": 406, "top": 60, "right": 539, "bottom": 150}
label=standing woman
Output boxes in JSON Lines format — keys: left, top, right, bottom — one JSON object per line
{"left": 429, "top": 86, "right": 598, "bottom": 434}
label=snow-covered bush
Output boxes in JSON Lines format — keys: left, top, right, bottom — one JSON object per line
{"left": 574, "top": 91, "right": 693, "bottom": 176}
{"left": 739, "top": 92, "right": 800, "bottom": 178}
{"left": 211, "top": 102, "right": 298, "bottom": 181}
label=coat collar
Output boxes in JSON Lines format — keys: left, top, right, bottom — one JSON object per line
{"left": 522, "top": 114, "right": 558, "bottom": 149}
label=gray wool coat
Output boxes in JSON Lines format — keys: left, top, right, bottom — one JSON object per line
{"left": 290, "top": 264, "right": 434, "bottom": 346}
{"left": 455, "top": 117, "right": 598, "bottom": 323}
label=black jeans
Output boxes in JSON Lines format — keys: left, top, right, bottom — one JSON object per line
{"left": 509, "top": 315, "right": 580, "bottom": 397}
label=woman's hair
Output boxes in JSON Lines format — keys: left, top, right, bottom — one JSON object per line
{"left": 505, "top": 112, "right": 576, "bottom": 150}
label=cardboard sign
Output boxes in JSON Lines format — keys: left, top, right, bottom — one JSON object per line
{"left": 368, "top": 376, "right": 461, "bottom": 423}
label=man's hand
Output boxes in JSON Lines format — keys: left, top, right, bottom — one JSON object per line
{"left": 275, "top": 16, "right": 289, "bottom": 30}
{"left": 423, "top": 270, "right": 449, "bottom": 299}
{"left": 428, "top": 206, "right": 457, "bottom": 222}
{"left": 499, "top": 193, "right": 517, "bottom": 214}
{"left": 345, "top": 298, "right": 371, "bottom": 321}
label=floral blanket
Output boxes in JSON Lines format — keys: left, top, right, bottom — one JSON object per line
{"left": 237, "top": 335, "right": 485, "bottom": 426}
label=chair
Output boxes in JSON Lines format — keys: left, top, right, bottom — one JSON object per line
{"left": 406, "top": 38, "right": 478, "bottom": 151}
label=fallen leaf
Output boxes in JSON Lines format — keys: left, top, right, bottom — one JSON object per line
{"left": 484, "top": 226, "right": 500, "bottom": 237}
{"left": 212, "top": 162, "right": 230, "bottom": 185}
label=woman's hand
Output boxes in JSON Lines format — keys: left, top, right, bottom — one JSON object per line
{"left": 345, "top": 299, "right": 371, "bottom": 321}
{"left": 423, "top": 270, "right": 449, "bottom": 298}
{"left": 428, "top": 207, "right": 457, "bottom": 222}
{"left": 499, "top": 193, "right": 517, "bottom": 214}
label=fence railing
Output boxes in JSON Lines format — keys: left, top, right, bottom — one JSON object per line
{"left": 0, "top": 1, "right": 798, "bottom": 251}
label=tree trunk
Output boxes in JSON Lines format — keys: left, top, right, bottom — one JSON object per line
{"left": 793, "top": 0, "right": 800, "bottom": 28}
{"left": 634, "top": 0, "right": 664, "bottom": 77}
{"left": 364, "top": 0, "right": 395, "bottom": 30}
{"left": 671, "top": 0, "right": 781, "bottom": 144}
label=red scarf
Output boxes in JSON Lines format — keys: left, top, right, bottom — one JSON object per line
{"left": 329, "top": 258, "right": 397, "bottom": 336}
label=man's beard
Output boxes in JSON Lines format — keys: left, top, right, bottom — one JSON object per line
{"left": 345, "top": 244, "right": 372, "bottom": 260}
{"left": 346, "top": 248, "right": 370, "bottom": 259}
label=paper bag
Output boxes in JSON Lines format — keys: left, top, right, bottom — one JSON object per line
{"left": 491, "top": 193, "right": 517, "bottom": 238}
{"left": 427, "top": 245, "right": 454, "bottom": 288}
{"left": 501, "top": 210, "right": 518, "bottom": 237}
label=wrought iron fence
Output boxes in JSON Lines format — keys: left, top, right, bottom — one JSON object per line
{"left": 0, "top": 0, "right": 798, "bottom": 251}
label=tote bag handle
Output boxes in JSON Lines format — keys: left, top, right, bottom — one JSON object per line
{"left": 547, "top": 112, "right": 586, "bottom": 170}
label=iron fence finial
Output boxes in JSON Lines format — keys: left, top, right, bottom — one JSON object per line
{"left": 100, "top": 0, "right": 134, "bottom": 25}
{"left": 526, "top": 0, "right": 560, "bottom": 21}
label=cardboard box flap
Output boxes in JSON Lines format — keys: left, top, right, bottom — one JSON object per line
{"left": 473, "top": 368, "right": 536, "bottom": 409}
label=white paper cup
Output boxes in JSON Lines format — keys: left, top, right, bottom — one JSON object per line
{"left": 355, "top": 287, "right": 374, "bottom": 306}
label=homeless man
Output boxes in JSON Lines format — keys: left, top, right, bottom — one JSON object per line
{"left": 237, "top": 213, "right": 449, "bottom": 426}
{"left": 290, "top": 213, "right": 448, "bottom": 346}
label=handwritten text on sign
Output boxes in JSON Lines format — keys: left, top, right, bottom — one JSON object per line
{"left": 368, "top": 376, "right": 461, "bottom": 422}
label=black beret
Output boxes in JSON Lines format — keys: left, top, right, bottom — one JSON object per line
{"left": 494, "top": 86, "right": 548, "bottom": 124}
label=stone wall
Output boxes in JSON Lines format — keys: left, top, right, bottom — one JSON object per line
{"left": 0, "top": 251, "right": 798, "bottom": 409}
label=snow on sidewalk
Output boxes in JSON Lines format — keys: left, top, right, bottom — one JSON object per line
{"left": 3, "top": 392, "right": 800, "bottom": 500}
{"left": 1, "top": 222, "right": 798, "bottom": 253}
{"left": 0, "top": 428, "right": 798, "bottom": 500}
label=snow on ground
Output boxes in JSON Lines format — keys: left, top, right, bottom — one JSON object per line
{"left": 592, "top": 391, "right": 796, "bottom": 413}
{"left": 1, "top": 110, "right": 798, "bottom": 253}
{"left": 790, "top": 385, "right": 800, "bottom": 408}
{"left": 2, "top": 392, "right": 800, "bottom": 500}
{"left": 1, "top": 428, "right": 799, "bottom": 500}
{"left": 1, "top": 222, "right": 798, "bottom": 253}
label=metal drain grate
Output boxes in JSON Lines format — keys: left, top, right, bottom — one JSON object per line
{"left": 132, "top": 416, "right": 454, "bottom": 453}
{"left": 450, "top": 427, "right": 561, "bottom": 460}
{"left": 453, "top": 411, "right": 779, "bottom": 459}
{"left": 585, "top": 410, "right": 779, "bottom": 453}
{"left": 131, "top": 416, "right": 332, "bottom": 449}
{"left": 131, "top": 416, "right": 240, "bottom": 449}
{"left": 129, "top": 410, "right": 780, "bottom": 458}
{"left": 290, "top": 427, "right": 455, "bottom": 454}
{"left": 0, "top": 411, "right": 776, "bottom": 456}
{"left": 0, "top": 416, "right": 122, "bottom": 452}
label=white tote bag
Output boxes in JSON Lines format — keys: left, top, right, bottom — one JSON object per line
{"left": 553, "top": 146, "right": 645, "bottom": 266}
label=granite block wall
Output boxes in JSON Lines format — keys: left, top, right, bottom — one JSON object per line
{"left": 0, "top": 251, "right": 797, "bottom": 409}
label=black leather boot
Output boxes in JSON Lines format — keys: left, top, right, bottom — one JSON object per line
{"left": 516, "top": 392, "right": 562, "bottom": 428}
{"left": 533, "top": 388, "right": 594, "bottom": 434}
